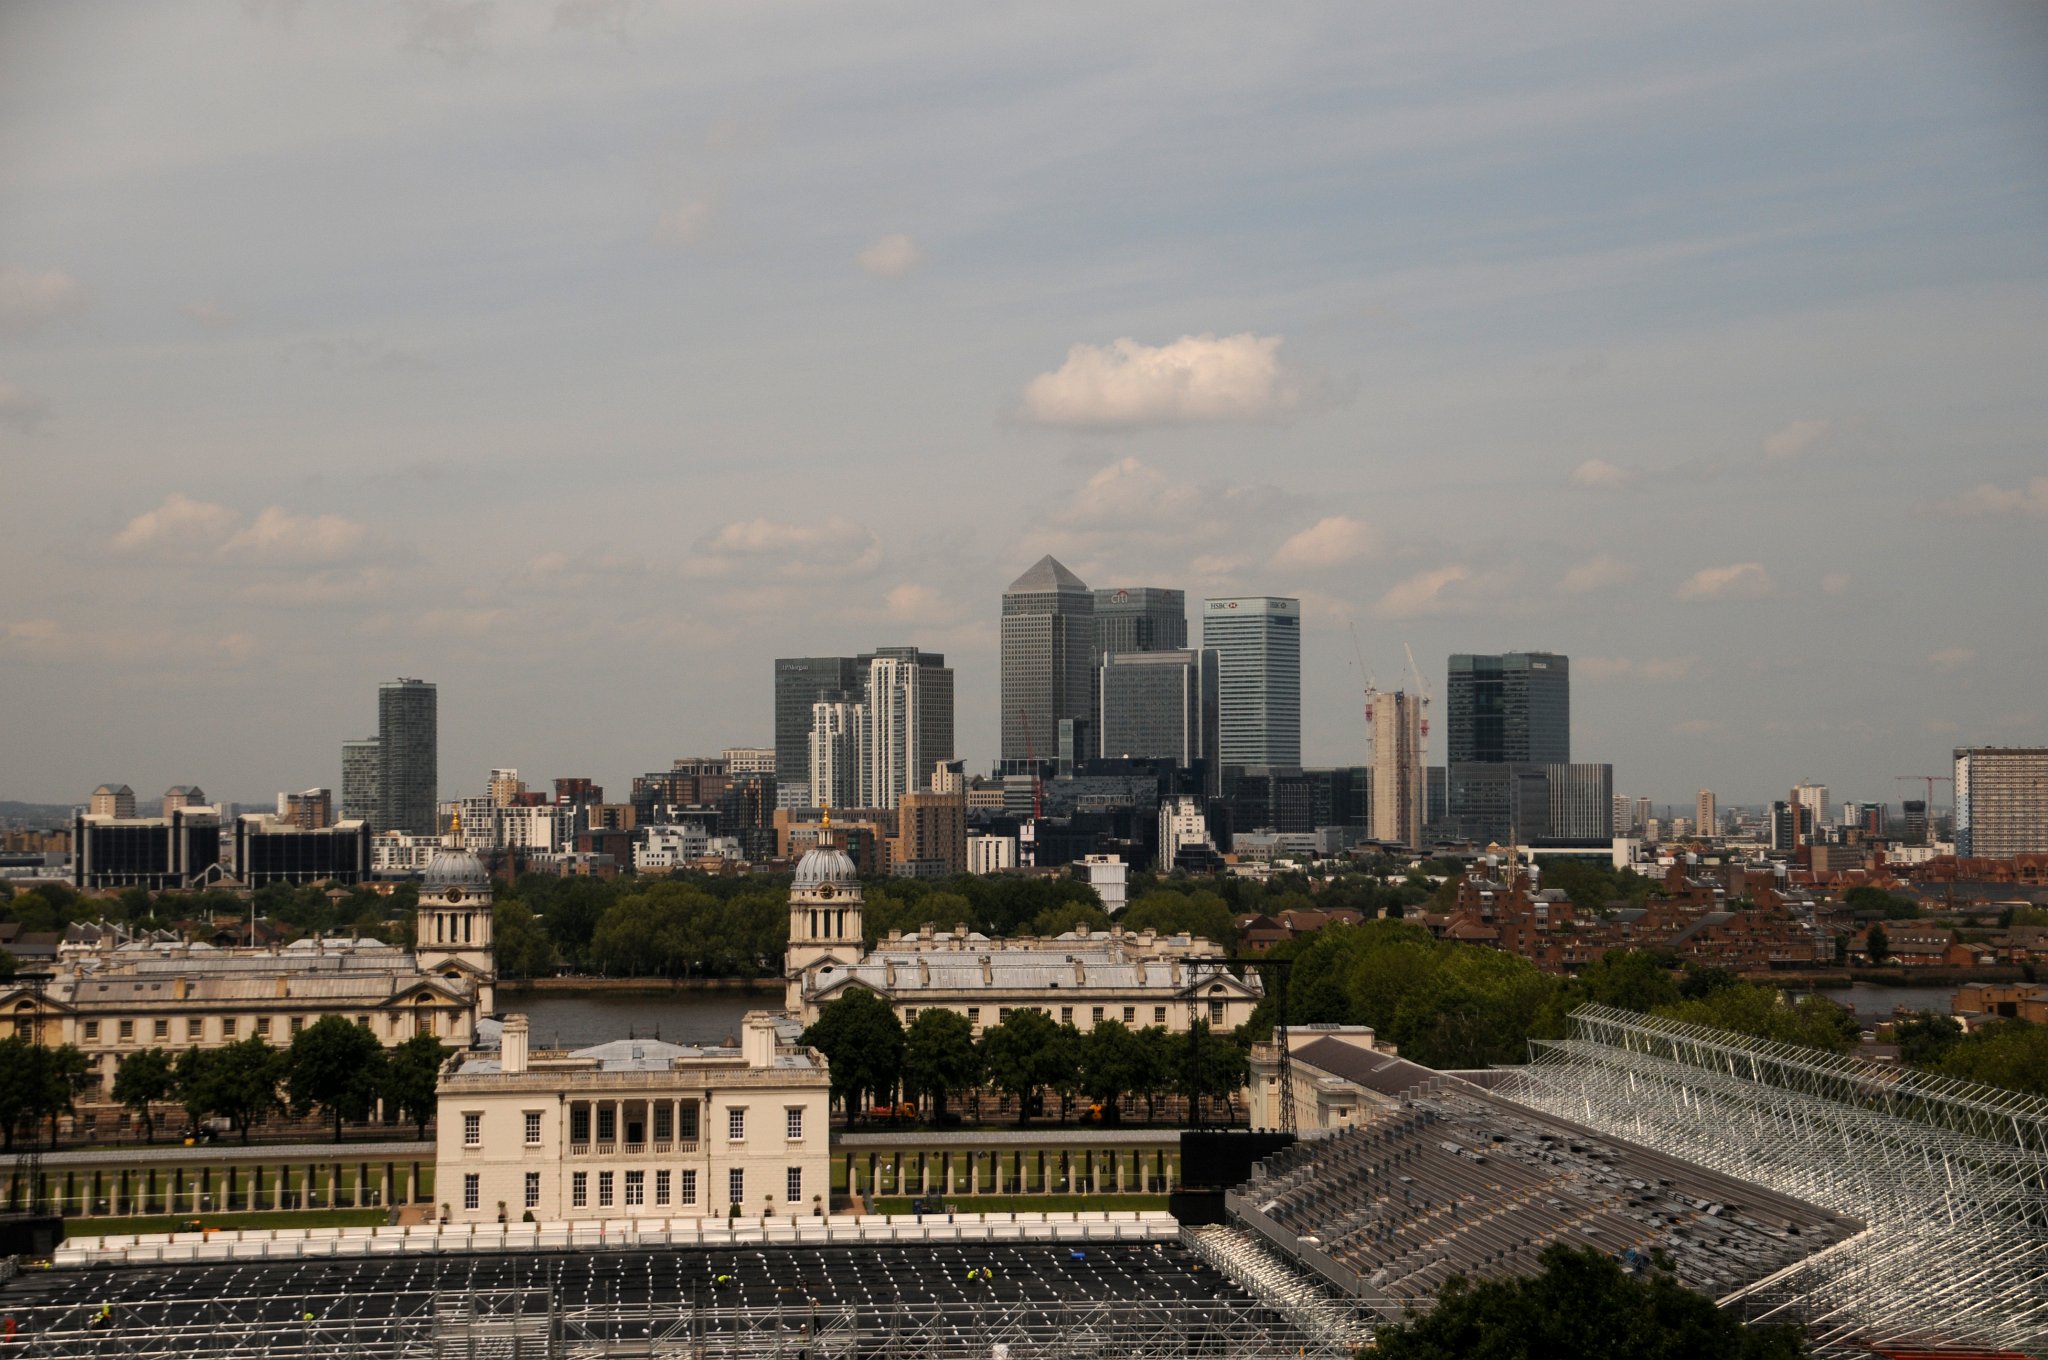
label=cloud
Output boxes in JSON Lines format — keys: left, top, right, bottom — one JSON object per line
{"left": 113, "top": 493, "right": 241, "bottom": 550}
{"left": 1671, "top": 718, "right": 1720, "bottom": 737}
{"left": 654, "top": 201, "right": 712, "bottom": 247}
{"left": 1942, "top": 476, "right": 2048, "bottom": 519}
{"left": 1557, "top": 553, "right": 1634, "bottom": 594}
{"left": 1928, "top": 647, "right": 1975, "bottom": 673}
{"left": 858, "top": 234, "right": 923, "bottom": 278}
{"left": 1821, "top": 572, "right": 1852, "bottom": 595}
{"left": 0, "top": 380, "right": 52, "bottom": 433}
{"left": 1676, "top": 562, "right": 1772, "bottom": 601}
{"left": 0, "top": 617, "right": 258, "bottom": 665}
{"left": 685, "top": 516, "right": 881, "bottom": 581}
{"left": 554, "top": 0, "right": 638, "bottom": 34}
{"left": 1373, "top": 565, "right": 1470, "bottom": 619}
{"left": 1569, "top": 458, "right": 1634, "bottom": 489}
{"left": 222, "top": 506, "right": 370, "bottom": 564}
{"left": 412, "top": 607, "right": 509, "bottom": 637}
{"left": 1577, "top": 655, "right": 1694, "bottom": 683}
{"left": 0, "top": 268, "right": 86, "bottom": 333}
{"left": 238, "top": 568, "right": 391, "bottom": 607}
{"left": 1270, "top": 516, "right": 1377, "bottom": 570}
{"left": 1762, "top": 418, "right": 1830, "bottom": 460}
{"left": 181, "top": 301, "right": 235, "bottom": 330}
{"left": 400, "top": 0, "right": 493, "bottom": 63}
{"left": 1021, "top": 333, "right": 1301, "bottom": 429}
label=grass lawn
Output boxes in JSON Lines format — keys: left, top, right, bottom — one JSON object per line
{"left": 868, "top": 1194, "right": 1169, "bottom": 1216}
{"left": 65, "top": 1209, "right": 391, "bottom": 1238}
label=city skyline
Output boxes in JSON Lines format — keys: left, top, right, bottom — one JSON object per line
{"left": 2, "top": 5, "right": 2044, "bottom": 806}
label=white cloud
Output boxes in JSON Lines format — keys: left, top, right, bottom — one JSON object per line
{"left": 0, "top": 380, "right": 52, "bottom": 433}
{"left": 1676, "top": 562, "right": 1772, "bottom": 601}
{"left": 1021, "top": 333, "right": 1300, "bottom": 429}
{"left": 686, "top": 516, "right": 881, "bottom": 581}
{"left": 1577, "top": 655, "right": 1694, "bottom": 683}
{"left": 1569, "top": 458, "right": 1634, "bottom": 489}
{"left": 1942, "top": 476, "right": 2048, "bottom": 519}
{"left": 181, "top": 301, "right": 235, "bottom": 330}
{"left": 1821, "top": 572, "right": 1852, "bottom": 595}
{"left": 1763, "top": 418, "right": 1829, "bottom": 460}
{"left": 1372, "top": 564, "right": 1470, "bottom": 619}
{"left": 1928, "top": 647, "right": 1975, "bottom": 673}
{"left": 654, "top": 201, "right": 713, "bottom": 246}
{"left": 114, "top": 494, "right": 241, "bottom": 551}
{"left": 0, "top": 267, "right": 86, "bottom": 333}
{"left": 239, "top": 569, "right": 391, "bottom": 606}
{"left": 222, "top": 506, "right": 369, "bottom": 564}
{"left": 858, "top": 234, "right": 923, "bottom": 278}
{"left": 554, "top": 0, "right": 638, "bottom": 33}
{"left": 1557, "top": 553, "right": 1634, "bottom": 593}
{"left": 411, "top": 607, "right": 509, "bottom": 637}
{"left": 880, "top": 583, "right": 961, "bottom": 624}
{"left": 1672, "top": 718, "right": 1720, "bottom": 736}
{"left": 1270, "top": 516, "right": 1376, "bottom": 570}
{"left": 400, "top": 0, "right": 493, "bottom": 63}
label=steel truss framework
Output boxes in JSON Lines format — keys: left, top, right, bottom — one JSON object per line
{"left": 1497, "top": 1004, "right": 2048, "bottom": 1356}
{"left": 0, "top": 1283, "right": 1344, "bottom": 1360}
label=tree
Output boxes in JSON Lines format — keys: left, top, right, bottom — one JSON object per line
{"left": 901, "top": 1008, "right": 979, "bottom": 1121}
{"left": 1122, "top": 889, "right": 1236, "bottom": 948}
{"left": 287, "top": 1016, "right": 388, "bottom": 1142}
{"left": 1893, "top": 1012, "right": 1963, "bottom": 1068}
{"left": 183, "top": 1035, "right": 284, "bottom": 1143}
{"left": 1135, "top": 1025, "right": 1180, "bottom": 1123}
{"left": 112, "top": 1047, "right": 177, "bottom": 1144}
{"left": 1935, "top": 1019, "right": 2048, "bottom": 1096}
{"left": 802, "top": 989, "right": 905, "bottom": 1120}
{"left": 0, "top": 947, "right": 15, "bottom": 980}
{"left": 1577, "top": 949, "right": 1680, "bottom": 1013}
{"left": 492, "top": 900, "right": 557, "bottom": 979}
{"left": 1864, "top": 923, "right": 1890, "bottom": 963}
{"left": 1179, "top": 1020, "right": 1249, "bottom": 1124}
{"left": 1371, "top": 1243, "right": 1806, "bottom": 1359}
{"left": 383, "top": 1032, "right": 449, "bottom": 1139}
{"left": 0, "top": 1037, "right": 85, "bottom": 1150}
{"left": 1655, "top": 984, "right": 1858, "bottom": 1054}
{"left": 979, "top": 1007, "right": 1066, "bottom": 1125}
{"left": 1078, "top": 1019, "right": 1145, "bottom": 1123}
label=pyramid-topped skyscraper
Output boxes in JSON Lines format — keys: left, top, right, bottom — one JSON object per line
{"left": 1000, "top": 555, "right": 1095, "bottom": 770}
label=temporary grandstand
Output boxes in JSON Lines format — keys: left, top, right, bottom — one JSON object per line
{"left": 1499, "top": 1005, "right": 2048, "bottom": 1357}
{"left": 1226, "top": 1063, "right": 1859, "bottom": 1321}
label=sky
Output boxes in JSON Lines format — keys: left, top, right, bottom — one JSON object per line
{"left": 2, "top": 1, "right": 2045, "bottom": 813}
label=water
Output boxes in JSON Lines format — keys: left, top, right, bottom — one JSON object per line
{"left": 503, "top": 990, "right": 773, "bottom": 1050}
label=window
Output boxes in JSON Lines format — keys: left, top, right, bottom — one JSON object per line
{"left": 655, "top": 1170, "right": 671, "bottom": 1207}
{"left": 678, "top": 1103, "right": 699, "bottom": 1141}
{"left": 967, "top": 1007, "right": 981, "bottom": 1027}
{"left": 727, "top": 1168, "right": 744, "bottom": 1207}
{"left": 524, "top": 1111, "right": 542, "bottom": 1146}
{"left": 786, "top": 1107, "right": 803, "bottom": 1141}
{"left": 625, "top": 1171, "right": 644, "bottom": 1207}
{"left": 786, "top": 1167, "right": 802, "bottom": 1203}
{"left": 222, "top": 1018, "right": 237, "bottom": 1038}
{"left": 1209, "top": 1000, "right": 1224, "bottom": 1024}
{"left": 153, "top": 1019, "right": 169, "bottom": 1040}
{"left": 186, "top": 1018, "right": 203, "bottom": 1040}
{"left": 1060, "top": 1006, "right": 1073, "bottom": 1025}
{"left": 728, "top": 1107, "right": 746, "bottom": 1142}
{"left": 255, "top": 1017, "right": 271, "bottom": 1037}
{"left": 570, "top": 1107, "right": 591, "bottom": 1142}
{"left": 1123, "top": 1007, "right": 1135, "bottom": 1024}
{"left": 83, "top": 1021, "right": 99, "bottom": 1041}
{"left": 571, "top": 1172, "right": 588, "bottom": 1208}
{"left": 1154, "top": 1006, "right": 1167, "bottom": 1025}
{"left": 903, "top": 1008, "right": 918, "bottom": 1022}
{"left": 119, "top": 1020, "right": 133, "bottom": 1041}
{"left": 290, "top": 1016, "right": 304, "bottom": 1035}
{"left": 463, "top": 1174, "right": 479, "bottom": 1211}
{"left": 462, "top": 1112, "right": 482, "bottom": 1146}
{"left": 679, "top": 1169, "right": 697, "bottom": 1206}
{"left": 1091, "top": 1007, "right": 1104, "bottom": 1025}
{"left": 998, "top": 1007, "right": 1012, "bottom": 1022}
{"left": 357, "top": 1015, "right": 371, "bottom": 1028}
{"left": 653, "top": 1104, "right": 673, "bottom": 1141}
{"left": 524, "top": 1172, "right": 540, "bottom": 1209}
{"left": 598, "top": 1171, "right": 614, "bottom": 1208}
{"left": 597, "top": 1106, "right": 616, "bottom": 1141}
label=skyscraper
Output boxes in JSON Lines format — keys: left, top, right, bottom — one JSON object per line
{"left": 1200, "top": 596, "right": 1301, "bottom": 768}
{"left": 375, "top": 678, "right": 438, "bottom": 836}
{"left": 1094, "top": 587, "right": 1187, "bottom": 657}
{"left": 1954, "top": 747, "right": 2048, "bottom": 857}
{"left": 1792, "top": 783, "right": 1831, "bottom": 831}
{"left": 1696, "top": 789, "right": 1717, "bottom": 837}
{"left": 1446, "top": 653, "right": 1571, "bottom": 765}
{"left": 774, "top": 657, "right": 861, "bottom": 798}
{"left": 861, "top": 648, "right": 953, "bottom": 809}
{"left": 807, "top": 696, "right": 864, "bottom": 810}
{"left": 1097, "top": 648, "right": 1221, "bottom": 792}
{"left": 1372, "top": 689, "right": 1424, "bottom": 846}
{"left": 1001, "top": 556, "right": 1095, "bottom": 769}
{"left": 1546, "top": 764, "right": 1615, "bottom": 840}
{"left": 342, "top": 738, "right": 380, "bottom": 824}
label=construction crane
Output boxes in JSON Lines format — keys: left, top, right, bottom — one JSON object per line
{"left": 1349, "top": 622, "right": 1377, "bottom": 761}
{"left": 1896, "top": 774, "right": 1953, "bottom": 841}
{"left": 1402, "top": 639, "right": 1434, "bottom": 771}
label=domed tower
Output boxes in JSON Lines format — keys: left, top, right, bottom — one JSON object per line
{"left": 417, "top": 812, "right": 496, "bottom": 1010}
{"left": 786, "top": 820, "right": 864, "bottom": 1011}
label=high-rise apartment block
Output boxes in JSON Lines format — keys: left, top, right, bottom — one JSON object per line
{"left": 376, "top": 678, "right": 438, "bottom": 836}
{"left": 342, "top": 738, "right": 381, "bottom": 823}
{"left": 774, "top": 657, "right": 861, "bottom": 797}
{"left": 161, "top": 785, "right": 207, "bottom": 818}
{"left": 1696, "top": 790, "right": 1717, "bottom": 837}
{"left": 1371, "top": 689, "right": 1425, "bottom": 847}
{"left": 1097, "top": 649, "right": 1221, "bottom": 792}
{"left": 278, "top": 788, "right": 333, "bottom": 830}
{"left": 1792, "top": 783, "right": 1830, "bottom": 831}
{"left": 1446, "top": 653, "right": 1570, "bottom": 765}
{"left": 1158, "top": 795, "right": 1213, "bottom": 871}
{"left": 488, "top": 768, "right": 525, "bottom": 807}
{"left": 861, "top": 648, "right": 954, "bottom": 809}
{"left": 894, "top": 787, "right": 968, "bottom": 876}
{"left": 1201, "top": 596, "right": 1301, "bottom": 768}
{"left": 1094, "top": 587, "right": 1187, "bottom": 657}
{"left": 722, "top": 747, "right": 776, "bottom": 778}
{"left": 1546, "top": 764, "right": 1615, "bottom": 841}
{"left": 1954, "top": 747, "right": 2048, "bottom": 857}
{"left": 808, "top": 697, "right": 865, "bottom": 811}
{"left": 1002, "top": 556, "right": 1096, "bottom": 769}
{"left": 1902, "top": 799, "right": 1929, "bottom": 844}
{"left": 89, "top": 784, "right": 136, "bottom": 819}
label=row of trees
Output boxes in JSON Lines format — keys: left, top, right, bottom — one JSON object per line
{"left": 800, "top": 990, "right": 1249, "bottom": 1126}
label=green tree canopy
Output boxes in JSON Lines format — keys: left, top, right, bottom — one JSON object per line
{"left": 901, "top": 1008, "right": 980, "bottom": 1119}
{"left": 384, "top": 1031, "right": 450, "bottom": 1139}
{"left": 1121, "top": 889, "right": 1235, "bottom": 948}
{"left": 1078, "top": 1019, "right": 1145, "bottom": 1123}
{"left": 1577, "top": 949, "right": 1681, "bottom": 1013}
{"left": 978, "top": 1007, "right": 1066, "bottom": 1124}
{"left": 1371, "top": 1243, "right": 1806, "bottom": 1359}
{"left": 178, "top": 1036, "right": 284, "bottom": 1142}
{"left": 111, "top": 1046, "right": 178, "bottom": 1144}
{"left": 492, "top": 900, "right": 557, "bottom": 979}
{"left": 1654, "top": 985, "right": 1859, "bottom": 1053}
{"left": 1934, "top": 1019, "right": 2048, "bottom": 1096}
{"left": 287, "top": 1016, "right": 387, "bottom": 1142}
{"left": 802, "top": 989, "right": 905, "bottom": 1119}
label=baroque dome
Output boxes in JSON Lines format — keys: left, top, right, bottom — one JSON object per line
{"left": 791, "top": 834, "right": 858, "bottom": 892}
{"left": 422, "top": 844, "right": 491, "bottom": 891}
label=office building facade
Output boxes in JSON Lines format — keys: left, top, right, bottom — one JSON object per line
{"left": 1545, "top": 764, "right": 1615, "bottom": 841}
{"left": 1094, "top": 587, "right": 1187, "bottom": 657}
{"left": 773, "top": 657, "right": 861, "bottom": 796}
{"left": 1097, "top": 648, "right": 1221, "bottom": 793}
{"left": 72, "top": 808, "right": 222, "bottom": 891}
{"left": 1954, "top": 747, "right": 2048, "bottom": 858}
{"left": 1371, "top": 689, "right": 1424, "bottom": 847}
{"left": 342, "top": 738, "right": 381, "bottom": 824}
{"left": 376, "top": 678, "right": 438, "bottom": 836}
{"left": 1001, "top": 556, "right": 1096, "bottom": 769}
{"left": 1201, "top": 596, "right": 1301, "bottom": 768}
{"left": 1446, "top": 653, "right": 1570, "bottom": 766}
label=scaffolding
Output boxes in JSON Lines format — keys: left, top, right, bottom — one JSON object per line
{"left": 1497, "top": 1004, "right": 2048, "bottom": 1356}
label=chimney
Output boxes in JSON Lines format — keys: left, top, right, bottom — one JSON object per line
{"left": 741, "top": 1012, "right": 778, "bottom": 1069}
{"left": 918, "top": 958, "right": 930, "bottom": 986}
{"left": 1073, "top": 958, "right": 1085, "bottom": 984}
{"left": 501, "top": 1013, "right": 530, "bottom": 1075}
{"left": 173, "top": 977, "right": 188, "bottom": 1001}
{"left": 980, "top": 955, "right": 993, "bottom": 985}
{"left": 275, "top": 975, "right": 288, "bottom": 998}
{"left": 884, "top": 958, "right": 897, "bottom": 988}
